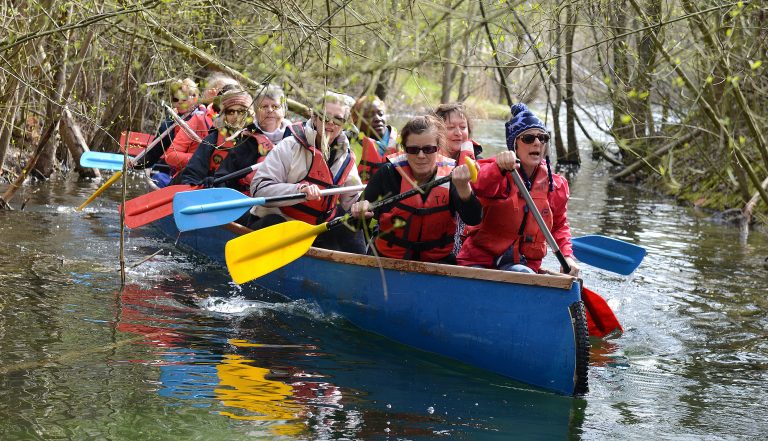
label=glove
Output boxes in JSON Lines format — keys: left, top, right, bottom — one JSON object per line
{"left": 201, "top": 176, "right": 216, "bottom": 188}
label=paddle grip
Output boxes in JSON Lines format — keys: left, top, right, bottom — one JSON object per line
{"left": 510, "top": 168, "right": 571, "bottom": 274}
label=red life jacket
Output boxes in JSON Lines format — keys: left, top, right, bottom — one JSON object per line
{"left": 464, "top": 162, "right": 552, "bottom": 266}
{"left": 375, "top": 153, "right": 456, "bottom": 262}
{"left": 208, "top": 132, "right": 234, "bottom": 172}
{"left": 357, "top": 132, "right": 399, "bottom": 183}
{"left": 239, "top": 131, "right": 275, "bottom": 190}
{"left": 280, "top": 124, "right": 355, "bottom": 224}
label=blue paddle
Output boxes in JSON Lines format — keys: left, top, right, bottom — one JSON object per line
{"left": 571, "top": 235, "right": 646, "bottom": 276}
{"left": 173, "top": 185, "right": 366, "bottom": 232}
{"left": 80, "top": 151, "right": 129, "bottom": 170}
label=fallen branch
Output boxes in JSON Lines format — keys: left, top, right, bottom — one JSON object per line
{"left": 612, "top": 130, "right": 700, "bottom": 180}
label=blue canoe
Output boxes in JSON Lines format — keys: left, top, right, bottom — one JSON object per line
{"left": 146, "top": 179, "right": 589, "bottom": 396}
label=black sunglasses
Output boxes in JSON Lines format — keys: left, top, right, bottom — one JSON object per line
{"left": 517, "top": 133, "right": 550, "bottom": 144}
{"left": 404, "top": 145, "right": 439, "bottom": 155}
{"left": 224, "top": 108, "right": 248, "bottom": 116}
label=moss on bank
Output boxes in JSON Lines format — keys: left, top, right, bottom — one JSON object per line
{"left": 632, "top": 135, "right": 768, "bottom": 226}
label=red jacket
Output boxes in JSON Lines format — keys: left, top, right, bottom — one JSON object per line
{"left": 164, "top": 104, "right": 213, "bottom": 174}
{"left": 456, "top": 158, "right": 573, "bottom": 272}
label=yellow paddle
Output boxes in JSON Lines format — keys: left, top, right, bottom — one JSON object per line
{"left": 225, "top": 157, "right": 478, "bottom": 284}
{"left": 76, "top": 170, "right": 126, "bottom": 211}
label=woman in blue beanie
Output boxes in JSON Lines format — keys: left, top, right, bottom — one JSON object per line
{"left": 456, "top": 103, "right": 579, "bottom": 276}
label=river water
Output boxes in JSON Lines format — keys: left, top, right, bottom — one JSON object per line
{"left": 1, "top": 119, "right": 766, "bottom": 440}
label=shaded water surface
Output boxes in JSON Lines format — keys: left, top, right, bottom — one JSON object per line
{"left": 1, "top": 120, "right": 766, "bottom": 440}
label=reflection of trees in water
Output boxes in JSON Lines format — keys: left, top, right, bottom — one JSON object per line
{"left": 598, "top": 181, "right": 644, "bottom": 242}
{"left": 116, "top": 284, "right": 358, "bottom": 438}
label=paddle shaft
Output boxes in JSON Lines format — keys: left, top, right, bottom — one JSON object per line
{"left": 131, "top": 105, "right": 201, "bottom": 165}
{"left": 129, "top": 121, "right": 177, "bottom": 166}
{"left": 327, "top": 174, "right": 453, "bottom": 230}
{"left": 76, "top": 171, "right": 123, "bottom": 211}
{"left": 179, "top": 185, "right": 367, "bottom": 215}
{"left": 163, "top": 103, "right": 201, "bottom": 143}
{"left": 125, "top": 163, "right": 259, "bottom": 218}
{"left": 509, "top": 168, "right": 571, "bottom": 273}
{"left": 212, "top": 163, "right": 257, "bottom": 185}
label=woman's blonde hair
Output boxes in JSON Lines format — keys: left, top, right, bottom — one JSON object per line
{"left": 169, "top": 78, "right": 199, "bottom": 103}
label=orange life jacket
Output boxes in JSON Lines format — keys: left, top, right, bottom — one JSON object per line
{"left": 279, "top": 124, "right": 355, "bottom": 224}
{"left": 464, "top": 162, "right": 552, "bottom": 265}
{"left": 375, "top": 153, "right": 456, "bottom": 262}
{"left": 357, "top": 133, "right": 399, "bottom": 183}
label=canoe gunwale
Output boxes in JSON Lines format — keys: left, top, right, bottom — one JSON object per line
{"left": 221, "top": 221, "right": 575, "bottom": 290}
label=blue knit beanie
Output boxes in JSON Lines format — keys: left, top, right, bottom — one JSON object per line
{"left": 505, "top": 103, "right": 547, "bottom": 151}
{"left": 504, "top": 103, "right": 554, "bottom": 192}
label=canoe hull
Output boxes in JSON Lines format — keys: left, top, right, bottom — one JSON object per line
{"left": 151, "top": 212, "right": 589, "bottom": 396}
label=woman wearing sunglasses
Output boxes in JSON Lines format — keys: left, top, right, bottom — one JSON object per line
{"left": 164, "top": 75, "right": 239, "bottom": 181}
{"left": 135, "top": 78, "right": 204, "bottom": 186}
{"left": 212, "top": 85, "right": 291, "bottom": 196}
{"left": 249, "top": 92, "right": 365, "bottom": 253}
{"left": 457, "top": 103, "right": 579, "bottom": 276}
{"left": 350, "top": 115, "right": 482, "bottom": 263}
{"left": 179, "top": 87, "right": 255, "bottom": 198}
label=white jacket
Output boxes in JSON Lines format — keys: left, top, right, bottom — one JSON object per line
{"left": 250, "top": 121, "right": 362, "bottom": 220}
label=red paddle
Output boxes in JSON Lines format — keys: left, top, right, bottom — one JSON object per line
{"left": 582, "top": 286, "right": 623, "bottom": 338}
{"left": 122, "top": 184, "right": 199, "bottom": 229}
{"left": 121, "top": 163, "right": 260, "bottom": 229}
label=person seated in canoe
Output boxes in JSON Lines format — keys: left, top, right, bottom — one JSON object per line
{"left": 349, "top": 115, "right": 482, "bottom": 264}
{"left": 433, "top": 102, "right": 483, "bottom": 162}
{"left": 212, "top": 84, "right": 292, "bottom": 195}
{"left": 456, "top": 103, "right": 579, "bottom": 276}
{"left": 179, "top": 86, "right": 254, "bottom": 198}
{"left": 433, "top": 102, "right": 484, "bottom": 254}
{"left": 349, "top": 95, "right": 399, "bottom": 184}
{"left": 164, "top": 74, "right": 240, "bottom": 181}
{"left": 249, "top": 91, "right": 366, "bottom": 253}
{"left": 135, "top": 78, "right": 202, "bottom": 187}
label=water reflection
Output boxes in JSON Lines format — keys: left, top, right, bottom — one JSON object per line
{"left": 116, "top": 284, "right": 341, "bottom": 437}
{"left": 111, "top": 282, "right": 588, "bottom": 439}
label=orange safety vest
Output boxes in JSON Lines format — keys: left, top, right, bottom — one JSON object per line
{"left": 280, "top": 124, "right": 355, "bottom": 224}
{"left": 464, "top": 162, "right": 552, "bottom": 265}
{"left": 375, "top": 153, "right": 456, "bottom": 262}
{"left": 357, "top": 132, "right": 399, "bottom": 183}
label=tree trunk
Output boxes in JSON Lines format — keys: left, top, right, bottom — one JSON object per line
{"left": 440, "top": 4, "right": 454, "bottom": 104}
{"left": 60, "top": 107, "right": 99, "bottom": 179}
{"left": 33, "top": 59, "right": 66, "bottom": 179}
{"left": 563, "top": 1, "right": 580, "bottom": 164}
{"left": 608, "top": 0, "right": 633, "bottom": 152}
{"left": 0, "top": 81, "right": 22, "bottom": 176}
{"left": 478, "top": 0, "right": 512, "bottom": 106}
{"left": 0, "top": 30, "right": 94, "bottom": 209}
